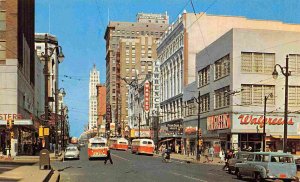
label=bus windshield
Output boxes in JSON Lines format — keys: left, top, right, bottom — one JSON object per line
{"left": 91, "top": 143, "right": 106, "bottom": 148}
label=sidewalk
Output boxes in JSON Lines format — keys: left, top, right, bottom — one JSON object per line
{"left": 155, "top": 152, "right": 224, "bottom": 165}
{"left": 0, "top": 152, "right": 63, "bottom": 182}
{"left": 0, "top": 165, "right": 53, "bottom": 182}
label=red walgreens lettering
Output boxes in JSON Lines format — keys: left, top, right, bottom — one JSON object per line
{"left": 238, "top": 114, "right": 294, "bottom": 128}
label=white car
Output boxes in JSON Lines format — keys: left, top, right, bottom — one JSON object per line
{"left": 64, "top": 147, "right": 80, "bottom": 160}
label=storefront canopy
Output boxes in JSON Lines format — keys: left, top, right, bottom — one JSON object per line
{"left": 0, "top": 119, "right": 33, "bottom": 125}
{"left": 271, "top": 135, "right": 300, "bottom": 139}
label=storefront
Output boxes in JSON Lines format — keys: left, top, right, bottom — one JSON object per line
{"left": 158, "top": 119, "right": 183, "bottom": 153}
{"left": 203, "top": 113, "right": 300, "bottom": 154}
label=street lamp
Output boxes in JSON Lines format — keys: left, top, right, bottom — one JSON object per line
{"left": 272, "top": 55, "right": 291, "bottom": 153}
{"left": 193, "top": 91, "right": 201, "bottom": 161}
{"left": 41, "top": 34, "right": 65, "bottom": 151}
{"left": 263, "top": 93, "right": 273, "bottom": 152}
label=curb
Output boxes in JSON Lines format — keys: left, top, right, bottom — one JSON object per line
{"left": 154, "top": 153, "right": 223, "bottom": 165}
{"left": 43, "top": 169, "right": 54, "bottom": 182}
{"left": 48, "top": 170, "right": 60, "bottom": 182}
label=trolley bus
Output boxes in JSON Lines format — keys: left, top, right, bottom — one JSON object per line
{"left": 131, "top": 139, "right": 154, "bottom": 155}
{"left": 87, "top": 137, "right": 108, "bottom": 160}
{"left": 109, "top": 138, "right": 129, "bottom": 151}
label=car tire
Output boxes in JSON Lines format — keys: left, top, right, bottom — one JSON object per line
{"left": 254, "top": 172, "right": 264, "bottom": 182}
{"left": 228, "top": 168, "right": 232, "bottom": 174}
{"left": 236, "top": 168, "right": 242, "bottom": 179}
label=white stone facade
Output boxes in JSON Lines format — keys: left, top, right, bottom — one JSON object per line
{"left": 89, "top": 65, "right": 100, "bottom": 130}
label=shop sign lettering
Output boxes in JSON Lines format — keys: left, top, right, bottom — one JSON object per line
{"left": 144, "top": 81, "right": 150, "bottom": 113}
{"left": 184, "top": 127, "right": 197, "bottom": 135}
{"left": 238, "top": 114, "right": 294, "bottom": 128}
{"left": 207, "top": 114, "right": 230, "bottom": 131}
{"left": 0, "top": 114, "right": 23, "bottom": 120}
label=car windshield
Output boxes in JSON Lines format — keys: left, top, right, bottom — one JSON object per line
{"left": 66, "top": 148, "right": 77, "bottom": 152}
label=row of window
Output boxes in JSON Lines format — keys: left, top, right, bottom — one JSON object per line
{"left": 198, "top": 54, "right": 230, "bottom": 87}
{"left": 113, "top": 29, "right": 163, "bottom": 37}
{"left": 158, "top": 33, "right": 184, "bottom": 62}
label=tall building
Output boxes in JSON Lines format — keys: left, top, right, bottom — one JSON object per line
{"left": 89, "top": 65, "right": 100, "bottom": 130}
{"left": 0, "top": 0, "right": 35, "bottom": 156}
{"left": 188, "top": 28, "right": 300, "bottom": 154}
{"left": 35, "top": 33, "right": 63, "bottom": 114}
{"left": 157, "top": 11, "right": 300, "bottom": 148}
{"left": 104, "top": 13, "right": 168, "bottom": 134}
{"left": 96, "top": 84, "right": 106, "bottom": 126}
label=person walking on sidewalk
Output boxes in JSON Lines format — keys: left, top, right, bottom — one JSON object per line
{"left": 104, "top": 149, "right": 113, "bottom": 164}
{"left": 203, "top": 146, "right": 210, "bottom": 163}
{"left": 209, "top": 146, "right": 214, "bottom": 162}
{"left": 222, "top": 149, "right": 233, "bottom": 170}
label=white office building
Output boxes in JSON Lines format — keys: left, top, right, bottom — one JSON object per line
{"left": 89, "top": 65, "right": 100, "bottom": 130}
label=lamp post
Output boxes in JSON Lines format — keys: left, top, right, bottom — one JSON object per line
{"left": 272, "top": 55, "right": 290, "bottom": 153}
{"left": 41, "top": 34, "right": 65, "bottom": 151}
{"left": 196, "top": 91, "right": 201, "bottom": 161}
{"left": 263, "top": 93, "right": 273, "bottom": 152}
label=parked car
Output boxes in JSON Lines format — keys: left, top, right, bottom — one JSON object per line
{"left": 64, "top": 146, "right": 80, "bottom": 160}
{"left": 235, "top": 152, "right": 297, "bottom": 182}
{"left": 228, "top": 151, "right": 251, "bottom": 174}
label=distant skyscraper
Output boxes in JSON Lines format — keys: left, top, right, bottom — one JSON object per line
{"left": 89, "top": 65, "right": 100, "bottom": 130}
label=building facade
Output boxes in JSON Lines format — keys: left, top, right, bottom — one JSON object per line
{"left": 191, "top": 28, "right": 300, "bottom": 155}
{"left": 96, "top": 84, "right": 106, "bottom": 129}
{"left": 89, "top": 65, "right": 100, "bottom": 130}
{"left": 104, "top": 13, "right": 168, "bottom": 133}
{"left": 0, "top": 0, "right": 36, "bottom": 156}
{"left": 158, "top": 11, "right": 300, "bottom": 153}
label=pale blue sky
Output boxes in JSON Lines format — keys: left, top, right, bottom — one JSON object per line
{"left": 35, "top": 0, "right": 300, "bottom": 137}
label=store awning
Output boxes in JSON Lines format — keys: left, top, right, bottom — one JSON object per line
{"left": 158, "top": 138, "right": 174, "bottom": 144}
{"left": 271, "top": 135, "right": 300, "bottom": 139}
{"left": 0, "top": 119, "right": 33, "bottom": 125}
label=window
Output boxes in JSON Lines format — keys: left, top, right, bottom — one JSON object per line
{"left": 198, "top": 66, "right": 210, "bottom": 87}
{"left": 241, "top": 52, "right": 275, "bottom": 73}
{"left": 0, "top": 11, "right": 6, "bottom": 30}
{"left": 0, "top": 41, "right": 6, "bottom": 60}
{"left": 289, "top": 54, "right": 300, "bottom": 75}
{"left": 214, "top": 86, "right": 230, "bottom": 109}
{"left": 112, "top": 67, "right": 115, "bottom": 71}
{"left": 215, "top": 54, "right": 230, "bottom": 80}
{"left": 200, "top": 93, "right": 210, "bottom": 113}
{"left": 289, "top": 86, "right": 300, "bottom": 106}
{"left": 241, "top": 85, "right": 275, "bottom": 105}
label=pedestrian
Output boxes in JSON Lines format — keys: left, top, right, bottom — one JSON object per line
{"left": 203, "top": 146, "right": 210, "bottom": 163}
{"left": 247, "top": 145, "right": 252, "bottom": 152}
{"left": 104, "top": 149, "right": 113, "bottom": 164}
{"left": 242, "top": 144, "right": 247, "bottom": 151}
{"left": 222, "top": 149, "right": 231, "bottom": 170}
{"left": 209, "top": 146, "right": 214, "bottom": 162}
{"left": 175, "top": 144, "right": 179, "bottom": 154}
{"left": 219, "top": 148, "right": 225, "bottom": 163}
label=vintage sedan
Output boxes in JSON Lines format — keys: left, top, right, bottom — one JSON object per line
{"left": 228, "top": 151, "right": 251, "bottom": 174}
{"left": 64, "top": 146, "right": 80, "bottom": 160}
{"left": 235, "top": 152, "right": 297, "bottom": 182}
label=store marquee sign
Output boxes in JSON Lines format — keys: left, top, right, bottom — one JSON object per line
{"left": 144, "top": 81, "right": 150, "bottom": 113}
{"left": 238, "top": 114, "right": 294, "bottom": 128}
{"left": 207, "top": 114, "right": 230, "bottom": 131}
{"left": 0, "top": 114, "right": 23, "bottom": 120}
{"left": 184, "top": 126, "right": 197, "bottom": 135}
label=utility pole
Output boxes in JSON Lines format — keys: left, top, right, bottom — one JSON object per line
{"left": 196, "top": 90, "right": 201, "bottom": 161}
{"left": 138, "top": 113, "right": 141, "bottom": 138}
{"left": 43, "top": 34, "right": 50, "bottom": 150}
{"left": 263, "top": 93, "right": 272, "bottom": 152}
{"left": 272, "top": 55, "right": 290, "bottom": 153}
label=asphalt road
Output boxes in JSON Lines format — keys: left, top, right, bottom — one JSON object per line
{"left": 52, "top": 146, "right": 243, "bottom": 182}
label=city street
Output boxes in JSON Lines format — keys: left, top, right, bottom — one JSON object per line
{"left": 52, "top": 146, "right": 241, "bottom": 182}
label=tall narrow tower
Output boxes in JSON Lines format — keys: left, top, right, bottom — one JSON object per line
{"left": 89, "top": 65, "right": 100, "bottom": 130}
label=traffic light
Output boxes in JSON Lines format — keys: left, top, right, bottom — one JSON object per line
{"left": 198, "top": 139, "right": 203, "bottom": 146}
{"left": 198, "top": 128, "right": 202, "bottom": 138}
{"left": 10, "top": 131, "right": 14, "bottom": 139}
{"left": 6, "top": 118, "right": 14, "bottom": 130}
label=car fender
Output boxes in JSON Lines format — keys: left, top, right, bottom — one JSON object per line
{"left": 253, "top": 165, "right": 267, "bottom": 178}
